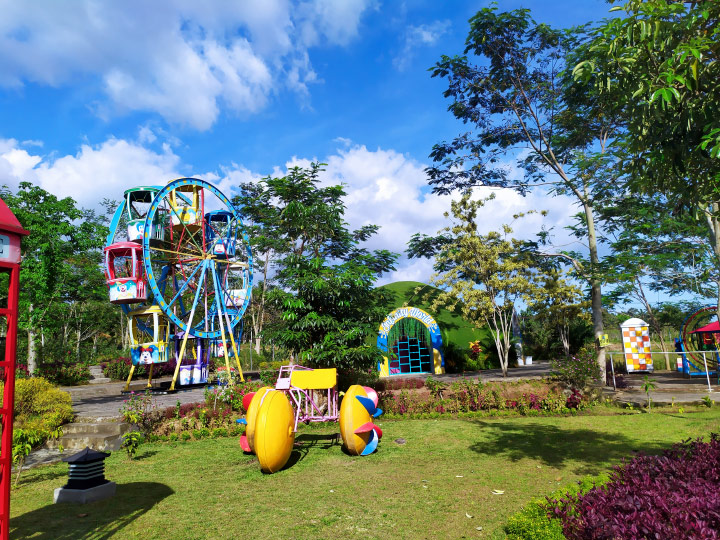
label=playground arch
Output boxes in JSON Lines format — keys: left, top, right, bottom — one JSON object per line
{"left": 377, "top": 306, "right": 444, "bottom": 376}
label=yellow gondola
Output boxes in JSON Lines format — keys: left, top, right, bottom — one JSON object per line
{"left": 125, "top": 305, "right": 170, "bottom": 390}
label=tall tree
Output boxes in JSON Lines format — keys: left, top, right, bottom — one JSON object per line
{"left": 530, "top": 268, "right": 589, "bottom": 358}
{"left": 600, "top": 193, "right": 715, "bottom": 366}
{"left": 410, "top": 193, "right": 544, "bottom": 376}
{"left": 239, "top": 163, "right": 398, "bottom": 372}
{"left": 428, "top": 6, "right": 618, "bottom": 380}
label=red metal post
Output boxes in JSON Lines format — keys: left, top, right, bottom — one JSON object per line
{"left": 0, "top": 263, "right": 20, "bottom": 540}
{"left": 0, "top": 197, "right": 28, "bottom": 540}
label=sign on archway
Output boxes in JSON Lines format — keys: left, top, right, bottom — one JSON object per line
{"left": 377, "top": 307, "right": 444, "bottom": 376}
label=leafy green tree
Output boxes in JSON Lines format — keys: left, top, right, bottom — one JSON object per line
{"left": 529, "top": 269, "right": 590, "bottom": 358}
{"left": 238, "top": 163, "right": 398, "bottom": 372}
{"left": 599, "top": 193, "right": 715, "bottom": 366}
{"left": 410, "top": 193, "right": 544, "bottom": 376}
{"left": 428, "top": 6, "right": 619, "bottom": 381}
{"left": 574, "top": 0, "right": 720, "bottom": 320}
{"left": 1, "top": 183, "right": 107, "bottom": 373}
{"left": 574, "top": 0, "right": 720, "bottom": 198}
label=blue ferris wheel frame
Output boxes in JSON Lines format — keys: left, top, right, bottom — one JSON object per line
{"left": 142, "top": 178, "right": 253, "bottom": 339}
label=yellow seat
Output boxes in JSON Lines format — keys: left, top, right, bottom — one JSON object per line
{"left": 290, "top": 368, "right": 337, "bottom": 390}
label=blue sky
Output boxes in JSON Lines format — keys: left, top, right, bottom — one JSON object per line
{"left": 0, "top": 0, "right": 614, "bottom": 284}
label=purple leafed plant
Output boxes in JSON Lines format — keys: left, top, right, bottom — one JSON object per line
{"left": 549, "top": 433, "right": 720, "bottom": 539}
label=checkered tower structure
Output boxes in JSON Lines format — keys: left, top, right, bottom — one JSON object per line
{"left": 621, "top": 318, "right": 653, "bottom": 372}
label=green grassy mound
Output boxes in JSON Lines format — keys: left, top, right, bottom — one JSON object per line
{"left": 378, "top": 281, "right": 500, "bottom": 370}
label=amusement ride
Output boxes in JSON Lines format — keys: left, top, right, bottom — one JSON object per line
{"left": 102, "top": 178, "right": 382, "bottom": 472}
{"left": 103, "top": 178, "right": 252, "bottom": 392}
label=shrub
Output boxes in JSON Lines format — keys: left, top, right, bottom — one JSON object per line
{"left": 550, "top": 435, "right": 720, "bottom": 539}
{"left": 120, "top": 392, "right": 162, "bottom": 436}
{"left": 103, "top": 357, "right": 145, "bottom": 381}
{"left": 551, "top": 347, "right": 601, "bottom": 389}
{"left": 14, "top": 377, "right": 73, "bottom": 430}
{"left": 505, "top": 499, "right": 565, "bottom": 540}
{"left": 122, "top": 432, "right": 143, "bottom": 459}
{"left": 205, "top": 380, "right": 263, "bottom": 411}
{"left": 505, "top": 474, "right": 608, "bottom": 539}
{"left": 258, "top": 362, "right": 281, "bottom": 386}
{"left": 565, "top": 389, "right": 583, "bottom": 409}
{"left": 35, "top": 362, "right": 91, "bottom": 386}
{"left": 181, "top": 432, "right": 191, "bottom": 441}
{"left": 337, "top": 368, "right": 379, "bottom": 392}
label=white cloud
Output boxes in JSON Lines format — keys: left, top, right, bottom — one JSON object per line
{"left": 0, "top": 136, "right": 579, "bottom": 285}
{"left": 394, "top": 20, "right": 451, "bottom": 71}
{"left": 0, "top": 1, "right": 375, "bottom": 130}
{"left": 280, "top": 143, "right": 579, "bottom": 284}
{"left": 0, "top": 137, "right": 180, "bottom": 209}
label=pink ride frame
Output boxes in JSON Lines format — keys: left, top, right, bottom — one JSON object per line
{"left": 274, "top": 364, "right": 339, "bottom": 432}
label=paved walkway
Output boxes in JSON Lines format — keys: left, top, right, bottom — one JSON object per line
{"left": 62, "top": 377, "right": 215, "bottom": 420}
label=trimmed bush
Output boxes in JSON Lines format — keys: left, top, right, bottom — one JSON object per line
{"left": 11, "top": 378, "right": 73, "bottom": 464}
{"left": 505, "top": 474, "right": 609, "bottom": 539}
{"left": 505, "top": 500, "right": 565, "bottom": 540}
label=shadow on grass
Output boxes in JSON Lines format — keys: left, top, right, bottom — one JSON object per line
{"left": 18, "top": 469, "right": 67, "bottom": 486}
{"left": 283, "top": 433, "right": 341, "bottom": 470}
{"left": 10, "top": 481, "right": 173, "bottom": 540}
{"left": 133, "top": 449, "right": 159, "bottom": 461}
{"left": 468, "top": 420, "right": 671, "bottom": 476}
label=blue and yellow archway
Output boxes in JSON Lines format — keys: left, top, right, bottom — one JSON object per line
{"left": 377, "top": 306, "right": 444, "bottom": 376}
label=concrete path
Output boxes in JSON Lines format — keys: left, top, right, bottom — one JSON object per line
{"left": 61, "top": 376, "right": 239, "bottom": 420}
{"left": 609, "top": 370, "right": 720, "bottom": 406}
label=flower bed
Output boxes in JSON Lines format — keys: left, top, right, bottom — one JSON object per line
{"left": 121, "top": 381, "right": 265, "bottom": 443}
{"left": 378, "top": 377, "right": 588, "bottom": 418}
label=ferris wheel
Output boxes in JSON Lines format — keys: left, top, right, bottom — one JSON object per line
{"left": 103, "top": 178, "right": 253, "bottom": 391}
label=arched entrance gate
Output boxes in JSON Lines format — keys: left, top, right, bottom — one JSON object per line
{"left": 377, "top": 307, "right": 444, "bottom": 376}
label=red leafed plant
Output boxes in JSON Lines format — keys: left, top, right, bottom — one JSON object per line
{"left": 549, "top": 433, "right": 720, "bottom": 539}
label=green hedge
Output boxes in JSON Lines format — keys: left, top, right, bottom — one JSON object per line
{"left": 504, "top": 474, "right": 610, "bottom": 539}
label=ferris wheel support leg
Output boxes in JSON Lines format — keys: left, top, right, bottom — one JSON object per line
{"left": 210, "top": 266, "right": 244, "bottom": 383}
{"left": 170, "top": 262, "right": 209, "bottom": 392}
{"left": 219, "top": 276, "right": 245, "bottom": 382}
{"left": 124, "top": 365, "right": 136, "bottom": 392}
{"left": 146, "top": 364, "right": 154, "bottom": 388}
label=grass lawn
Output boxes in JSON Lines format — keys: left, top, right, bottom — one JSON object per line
{"left": 11, "top": 408, "right": 720, "bottom": 539}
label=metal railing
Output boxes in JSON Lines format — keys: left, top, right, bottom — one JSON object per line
{"left": 606, "top": 350, "right": 719, "bottom": 393}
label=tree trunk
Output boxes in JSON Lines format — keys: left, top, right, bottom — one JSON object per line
{"left": 253, "top": 252, "right": 270, "bottom": 354}
{"left": 559, "top": 322, "right": 570, "bottom": 358}
{"left": 27, "top": 304, "right": 37, "bottom": 374}
{"left": 76, "top": 327, "right": 81, "bottom": 362}
{"left": 584, "top": 200, "right": 606, "bottom": 384}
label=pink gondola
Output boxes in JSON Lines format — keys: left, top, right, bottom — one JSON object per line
{"left": 104, "top": 242, "right": 147, "bottom": 304}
